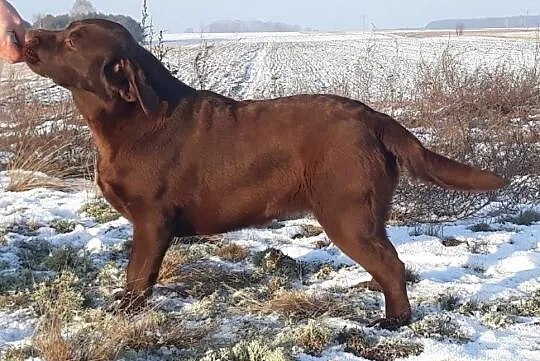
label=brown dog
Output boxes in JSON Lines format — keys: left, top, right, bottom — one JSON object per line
{"left": 24, "top": 19, "right": 506, "bottom": 329}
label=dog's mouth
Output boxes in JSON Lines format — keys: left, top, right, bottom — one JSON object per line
{"left": 23, "top": 44, "right": 40, "bottom": 65}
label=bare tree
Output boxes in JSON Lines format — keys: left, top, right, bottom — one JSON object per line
{"left": 152, "top": 30, "right": 172, "bottom": 62}
{"left": 194, "top": 34, "right": 215, "bottom": 90}
{"left": 456, "top": 23, "right": 465, "bottom": 36}
{"left": 70, "top": 0, "right": 96, "bottom": 17}
{"left": 141, "top": 0, "right": 151, "bottom": 44}
{"left": 140, "top": 1, "right": 171, "bottom": 66}
{"left": 33, "top": 13, "right": 45, "bottom": 28}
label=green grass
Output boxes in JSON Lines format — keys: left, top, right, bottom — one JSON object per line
{"left": 32, "top": 271, "right": 85, "bottom": 321}
{"left": 79, "top": 199, "right": 121, "bottom": 223}
{"left": 252, "top": 248, "right": 303, "bottom": 280}
{"left": 50, "top": 219, "right": 78, "bottom": 233}
{"left": 438, "top": 293, "right": 461, "bottom": 312}
{"left": 409, "top": 223, "right": 444, "bottom": 238}
{"left": 0, "top": 269, "right": 48, "bottom": 293}
{"left": 405, "top": 267, "right": 421, "bottom": 284}
{"left": 15, "top": 239, "right": 52, "bottom": 270}
{"left": 506, "top": 210, "right": 540, "bottom": 226}
{"left": 294, "top": 320, "right": 333, "bottom": 356}
{"left": 200, "top": 337, "right": 293, "bottom": 361}
{"left": 410, "top": 313, "right": 471, "bottom": 343}
{"left": 469, "top": 222, "right": 494, "bottom": 232}
{"left": 41, "top": 245, "right": 96, "bottom": 279}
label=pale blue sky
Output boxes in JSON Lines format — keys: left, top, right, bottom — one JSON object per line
{"left": 11, "top": 0, "right": 540, "bottom": 32}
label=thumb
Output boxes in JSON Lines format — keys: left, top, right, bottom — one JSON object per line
{"left": 1, "top": 27, "right": 25, "bottom": 63}
{"left": 1, "top": 38, "right": 23, "bottom": 63}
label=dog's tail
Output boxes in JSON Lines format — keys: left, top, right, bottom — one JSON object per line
{"left": 377, "top": 115, "right": 508, "bottom": 191}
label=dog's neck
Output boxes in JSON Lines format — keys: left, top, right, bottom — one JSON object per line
{"left": 71, "top": 89, "right": 140, "bottom": 159}
{"left": 135, "top": 46, "right": 196, "bottom": 113}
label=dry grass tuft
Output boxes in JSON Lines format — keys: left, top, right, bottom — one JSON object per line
{"left": 405, "top": 267, "right": 421, "bottom": 284}
{"left": 5, "top": 134, "right": 87, "bottom": 192}
{"left": 32, "top": 309, "right": 214, "bottom": 361}
{"left": 292, "top": 224, "right": 324, "bottom": 239}
{"left": 0, "top": 75, "right": 95, "bottom": 192}
{"left": 159, "top": 259, "right": 255, "bottom": 298}
{"left": 388, "top": 44, "right": 540, "bottom": 223}
{"left": 32, "top": 271, "right": 84, "bottom": 322}
{"left": 214, "top": 242, "right": 249, "bottom": 262}
{"left": 522, "top": 289, "right": 540, "bottom": 316}
{"left": 414, "top": 47, "right": 540, "bottom": 121}
{"left": 505, "top": 209, "right": 540, "bottom": 226}
{"left": 33, "top": 317, "right": 72, "bottom": 361}
{"left": 117, "top": 311, "right": 212, "bottom": 351}
{"left": 0, "top": 345, "right": 37, "bottom": 361}
{"left": 6, "top": 170, "right": 72, "bottom": 192}
{"left": 243, "top": 290, "right": 364, "bottom": 322}
{"left": 158, "top": 247, "right": 192, "bottom": 285}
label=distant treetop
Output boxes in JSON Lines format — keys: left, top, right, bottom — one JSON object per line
{"left": 70, "top": 0, "right": 96, "bottom": 17}
{"left": 202, "top": 20, "right": 303, "bottom": 33}
{"left": 426, "top": 15, "right": 540, "bottom": 30}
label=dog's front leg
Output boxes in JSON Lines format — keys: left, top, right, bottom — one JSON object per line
{"left": 119, "top": 221, "right": 172, "bottom": 312}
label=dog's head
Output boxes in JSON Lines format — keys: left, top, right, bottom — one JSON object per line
{"left": 24, "top": 19, "right": 159, "bottom": 116}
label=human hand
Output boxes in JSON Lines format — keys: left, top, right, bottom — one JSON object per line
{"left": 0, "top": 0, "right": 25, "bottom": 63}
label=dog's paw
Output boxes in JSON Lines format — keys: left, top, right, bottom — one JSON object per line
{"left": 368, "top": 316, "right": 410, "bottom": 331}
{"left": 109, "top": 290, "right": 148, "bottom": 315}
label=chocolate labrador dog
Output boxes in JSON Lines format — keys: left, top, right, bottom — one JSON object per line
{"left": 24, "top": 19, "right": 506, "bottom": 329}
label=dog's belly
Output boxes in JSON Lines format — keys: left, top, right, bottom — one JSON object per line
{"left": 186, "top": 177, "right": 308, "bottom": 235}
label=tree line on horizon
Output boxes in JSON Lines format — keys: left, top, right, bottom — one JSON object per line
{"left": 186, "top": 19, "right": 306, "bottom": 33}
{"left": 32, "top": 0, "right": 144, "bottom": 42}
{"left": 426, "top": 15, "right": 540, "bottom": 30}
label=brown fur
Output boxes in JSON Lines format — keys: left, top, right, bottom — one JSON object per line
{"left": 24, "top": 20, "right": 507, "bottom": 329}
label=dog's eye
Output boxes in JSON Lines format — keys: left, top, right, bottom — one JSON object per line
{"left": 65, "top": 38, "right": 77, "bottom": 50}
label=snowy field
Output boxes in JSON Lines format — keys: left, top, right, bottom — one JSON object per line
{"left": 0, "top": 30, "right": 539, "bottom": 360}
{"left": 159, "top": 30, "right": 540, "bottom": 101}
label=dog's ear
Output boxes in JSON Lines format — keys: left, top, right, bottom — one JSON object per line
{"left": 103, "top": 58, "right": 160, "bottom": 117}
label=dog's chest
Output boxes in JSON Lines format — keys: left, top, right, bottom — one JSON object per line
{"left": 96, "top": 165, "right": 137, "bottom": 221}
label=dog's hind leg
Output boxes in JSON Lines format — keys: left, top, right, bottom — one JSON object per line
{"left": 313, "top": 189, "right": 411, "bottom": 330}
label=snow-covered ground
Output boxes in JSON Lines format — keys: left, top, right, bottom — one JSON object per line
{"left": 0, "top": 171, "right": 538, "bottom": 360}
